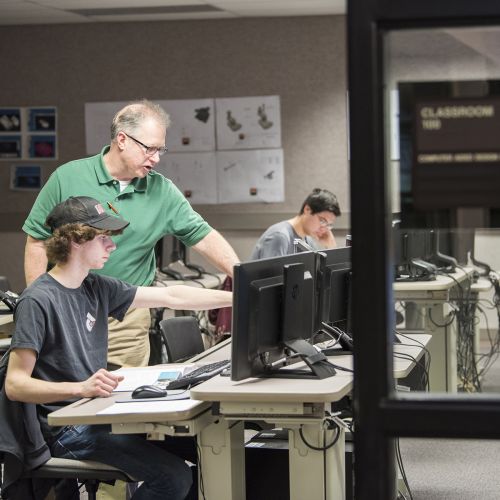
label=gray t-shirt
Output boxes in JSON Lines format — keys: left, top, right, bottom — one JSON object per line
{"left": 11, "top": 272, "right": 136, "bottom": 438}
{"left": 250, "top": 221, "right": 319, "bottom": 260}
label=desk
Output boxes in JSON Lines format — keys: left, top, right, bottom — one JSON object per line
{"left": 0, "top": 310, "right": 14, "bottom": 343}
{"left": 49, "top": 336, "right": 428, "bottom": 500}
{"left": 394, "top": 268, "right": 473, "bottom": 392}
{"left": 470, "top": 277, "right": 493, "bottom": 358}
{"left": 191, "top": 334, "right": 429, "bottom": 500}
{"left": 0, "top": 314, "right": 13, "bottom": 327}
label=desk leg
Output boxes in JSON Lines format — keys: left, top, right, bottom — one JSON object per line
{"left": 426, "top": 303, "right": 457, "bottom": 392}
{"left": 288, "top": 424, "right": 345, "bottom": 500}
{"left": 198, "top": 419, "right": 245, "bottom": 500}
{"left": 470, "top": 292, "right": 481, "bottom": 361}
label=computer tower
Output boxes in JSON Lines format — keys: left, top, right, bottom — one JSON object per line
{"left": 245, "top": 428, "right": 354, "bottom": 500}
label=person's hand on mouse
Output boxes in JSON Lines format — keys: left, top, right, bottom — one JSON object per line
{"left": 80, "top": 368, "right": 124, "bottom": 398}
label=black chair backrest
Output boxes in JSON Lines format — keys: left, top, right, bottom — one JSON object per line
{"left": 0, "top": 276, "right": 11, "bottom": 291}
{"left": 159, "top": 316, "right": 205, "bottom": 363}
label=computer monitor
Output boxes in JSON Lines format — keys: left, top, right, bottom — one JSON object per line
{"left": 231, "top": 251, "right": 337, "bottom": 381}
{"left": 157, "top": 235, "right": 205, "bottom": 279}
{"left": 317, "top": 247, "right": 352, "bottom": 351}
{"left": 394, "top": 228, "right": 437, "bottom": 280}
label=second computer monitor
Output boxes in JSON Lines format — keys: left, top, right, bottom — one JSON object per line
{"left": 317, "top": 246, "right": 352, "bottom": 332}
{"left": 231, "top": 251, "right": 317, "bottom": 381}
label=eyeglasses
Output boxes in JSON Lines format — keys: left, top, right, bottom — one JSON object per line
{"left": 317, "top": 215, "right": 335, "bottom": 230}
{"left": 124, "top": 132, "right": 168, "bottom": 157}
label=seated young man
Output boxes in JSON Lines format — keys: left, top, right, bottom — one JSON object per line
{"left": 250, "top": 187, "right": 341, "bottom": 260}
{"left": 5, "top": 196, "right": 232, "bottom": 500}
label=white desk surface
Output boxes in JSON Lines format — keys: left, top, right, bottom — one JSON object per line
{"left": 191, "top": 367, "right": 353, "bottom": 404}
{"left": 0, "top": 337, "right": 11, "bottom": 349}
{"left": 0, "top": 314, "right": 13, "bottom": 327}
{"left": 471, "top": 277, "right": 493, "bottom": 293}
{"left": 393, "top": 267, "right": 473, "bottom": 292}
{"left": 48, "top": 390, "right": 211, "bottom": 427}
{"left": 190, "top": 333, "right": 430, "bottom": 403}
{"left": 48, "top": 334, "right": 429, "bottom": 424}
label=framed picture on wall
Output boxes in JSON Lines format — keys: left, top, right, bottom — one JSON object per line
{"left": 28, "top": 107, "right": 56, "bottom": 132}
{"left": 0, "top": 135, "right": 22, "bottom": 158}
{"left": 0, "top": 106, "right": 57, "bottom": 160}
{"left": 0, "top": 108, "right": 21, "bottom": 132}
{"left": 10, "top": 164, "right": 42, "bottom": 191}
{"left": 29, "top": 135, "right": 56, "bottom": 159}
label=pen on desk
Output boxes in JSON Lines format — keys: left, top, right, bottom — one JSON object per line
{"left": 107, "top": 201, "right": 119, "bottom": 214}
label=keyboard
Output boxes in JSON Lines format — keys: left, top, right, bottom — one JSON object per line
{"left": 166, "top": 359, "right": 231, "bottom": 390}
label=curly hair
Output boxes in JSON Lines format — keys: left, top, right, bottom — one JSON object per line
{"left": 45, "top": 223, "right": 122, "bottom": 265}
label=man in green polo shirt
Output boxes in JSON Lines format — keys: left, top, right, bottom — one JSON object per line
{"left": 23, "top": 99, "right": 239, "bottom": 369}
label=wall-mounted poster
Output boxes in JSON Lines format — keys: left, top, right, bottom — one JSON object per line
{"left": 0, "top": 135, "right": 22, "bottom": 159}
{"left": 10, "top": 164, "right": 42, "bottom": 191}
{"left": 0, "top": 106, "right": 57, "bottom": 160}
{"left": 0, "top": 108, "right": 21, "bottom": 132}
{"left": 217, "top": 149, "right": 284, "bottom": 203}
{"left": 85, "top": 99, "right": 216, "bottom": 155}
{"left": 85, "top": 101, "right": 127, "bottom": 154}
{"left": 29, "top": 135, "right": 56, "bottom": 159}
{"left": 157, "top": 99, "right": 215, "bottom": 153}
{"left": 28, "top": 107, "right": 57, "bottom": 132}
{"left": 215, "top": 95, "right": 281, "bottom": 150}
{"left": 156, "top": 152, "right": 217, "bottom": 204}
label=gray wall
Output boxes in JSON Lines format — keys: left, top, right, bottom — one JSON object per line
{"left": 0, "top": 16, "right": 349, "bottom": 290}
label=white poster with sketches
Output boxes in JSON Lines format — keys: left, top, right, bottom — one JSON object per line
{"left": 156, "top": 152, "right": 217, "bottom": 205}
{"left": 215, "top": 96, "right": 281, "bottom": 150}
{"left": 217, "top": 149, "right": 284, "bottom": 203}
{"left": 85, "top": 99, "right": 215, "bottom": 155}
{"left": 85, "top": 101, "right": 127, "bottom": 155}
{"left": 161, "top": 99, "right": 215, "bottom": 152}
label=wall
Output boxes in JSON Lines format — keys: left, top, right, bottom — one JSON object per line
{"left": 0, "top": 15, "right": 349, "bottom": 291}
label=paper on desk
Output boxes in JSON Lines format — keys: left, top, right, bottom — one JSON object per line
{"left": 112, "top": 365, "right": 195, "bottom": 392}
{"left": 97, "top": 399, "right": 200, "bottom": 415}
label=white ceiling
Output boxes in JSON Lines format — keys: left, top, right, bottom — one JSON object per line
{"left": 0, "top": 0, "right": 346, "bottom": 25}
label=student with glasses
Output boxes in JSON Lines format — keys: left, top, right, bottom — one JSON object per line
{"left": 23, "top": 99, "right": 240, "bottom": 370}
{"left": 250, "top": 188, "right": 341, "bottom": 260}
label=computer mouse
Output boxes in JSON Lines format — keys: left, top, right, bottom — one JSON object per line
{"left": 131, "top": 385, "right": 168, "bottom": 399}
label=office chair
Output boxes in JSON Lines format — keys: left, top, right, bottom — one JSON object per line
{"left": 21, "top": 457, "right": 135, "bottom": 500}
{"left": 0, "top": 276, "right": 11, "bottom": 292}
{"left": 159, "top": 316, "right": 205, "bottom": 362}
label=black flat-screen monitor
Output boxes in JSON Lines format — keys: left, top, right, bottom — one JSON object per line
{"left": 317, "top": 247, "right": 352, "bottom": 351}
{"left": 394, "top": 229, "right": 437, "bottom": 279}
{"left": 231, "top": 251, "right": 337, "bottom": 381}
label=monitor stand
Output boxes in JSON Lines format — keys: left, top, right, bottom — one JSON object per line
{"left": 264, "top": 339, "right": 337, "bottom": 379}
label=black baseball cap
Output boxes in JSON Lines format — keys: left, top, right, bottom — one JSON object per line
{"left": 45, "top": 196, "right": 130, "bottom": 232}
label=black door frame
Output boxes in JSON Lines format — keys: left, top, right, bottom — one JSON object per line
{"left": 348, "top": 1, "right": 500, "bottom": 499}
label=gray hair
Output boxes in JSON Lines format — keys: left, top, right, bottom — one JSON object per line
{"left": 110, "top": 99, "right": 170, "bottom": 140}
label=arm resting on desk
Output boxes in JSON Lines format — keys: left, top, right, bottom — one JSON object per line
{"left": 5, "top": 348, "right": 123, "bottom": 404}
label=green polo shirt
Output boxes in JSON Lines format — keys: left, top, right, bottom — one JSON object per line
{"left": 23, "top": 146, "right": 212, "bottom": 286}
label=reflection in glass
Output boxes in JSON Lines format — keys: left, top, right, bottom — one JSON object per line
{"left": 384, "top": 27, "right": 500, "bottom": 395}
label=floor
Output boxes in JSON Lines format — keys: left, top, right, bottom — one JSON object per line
{"left": 399, "top": 332, "right": 500, "bottom": 500}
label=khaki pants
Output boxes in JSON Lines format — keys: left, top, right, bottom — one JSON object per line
{"left": 107, "top": 307, "right": 151, "bottom": 368}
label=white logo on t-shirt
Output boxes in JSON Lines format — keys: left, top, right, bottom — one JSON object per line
{"left": 86, "top": 312, "right": 96, "bottom": 332}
